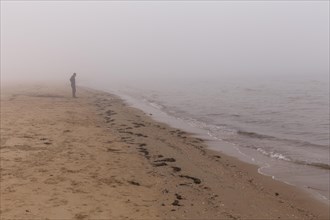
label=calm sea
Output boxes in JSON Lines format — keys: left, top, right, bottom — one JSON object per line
{"left": 89, "top": 74, "right": 329, "bottom": 201}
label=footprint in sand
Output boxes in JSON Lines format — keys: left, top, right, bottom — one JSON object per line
{"left": 128, "top": 180, "right": 140, "bottom": 186}
{"left": 172, "top": 166, "right": 182, "bottom": 172}
{"left": 175, "top": 193, "right": 184, "bottom": 200}
{"left": 107, "top": 148, "right": 121, "bottom": 153}
{"left": 172, "top": 200, "right": 182, "bottom": 206}
{"left": 48, "top": 197, "right": 69, "bottom": 207}
{"left": 153, "top": 162, "right": 167, "bottom": 167}
{"left": 74, "top": 213, "right": 89, "bottom": 220}
{"left": 179, "top": 175, "right": 201, "bottom": 184}
{"left": 44, "top": 177, "right": 66, "bottom": 185}
{"left": 154, "top": 158, "right": 176, "bottom": 163}
{"left": 135, "top": 133, "right": 148, "bottom": 138}
{"left": 152, "top": 158, "right": 176, "bottom": 167}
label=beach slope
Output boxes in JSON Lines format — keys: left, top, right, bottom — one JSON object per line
{"left": 0, "top": 85, "right": 328, "bottom": 219}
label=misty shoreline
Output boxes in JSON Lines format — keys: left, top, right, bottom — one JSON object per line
{"left": 1, "top": 84, "right": 328, "bottom": 219}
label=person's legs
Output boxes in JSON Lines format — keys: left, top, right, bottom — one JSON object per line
{"left": 72, "top": 86, "right": 76, "bottom": 98}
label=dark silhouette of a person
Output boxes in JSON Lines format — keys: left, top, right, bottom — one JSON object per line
{"left": 70, "top": 73, "right": 77, "bottom": 98}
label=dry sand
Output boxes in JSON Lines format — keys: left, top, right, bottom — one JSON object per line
{"left": 0, "top": 84, "right": 329, "bottom": 219}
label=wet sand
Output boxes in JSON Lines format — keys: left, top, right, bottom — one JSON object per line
{"left": 1, "top": 84, "right": 328, "bottom": 219}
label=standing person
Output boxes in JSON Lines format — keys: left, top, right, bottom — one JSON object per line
{"left": 70, "top": 73, "right": 77, "bottom": 98}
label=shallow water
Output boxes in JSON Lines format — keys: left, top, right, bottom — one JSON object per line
{"left": 86, "top": 74, "right": 329, "bottom": 201}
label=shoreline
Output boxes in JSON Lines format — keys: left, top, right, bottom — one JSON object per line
{"left": 1, "top": 84, "right": 329, "bottom": 219}
{"left": 97, "top": 86, "right": 330, "bottom": 205}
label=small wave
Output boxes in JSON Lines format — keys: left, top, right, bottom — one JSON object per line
{"left": 237, "top": 130, "right": 274, "bottom": 140}
{"left": 295, "top": 161, "right": 330, "bottom": 170}
{"left": 149, "top": 102, "right": 163, "bottom": 110}
{"left": 207, "top": 113, "right": 225, "bottom": 117}
{"left": 244, "top": 88, "right": 258, "bottom": 92}
{"left": 257, "top": 148, "right": 291, "bottom": 161}
{"left": 142, "top": 98, "right": 164, "bottom": 110}
{"left": 237, "top": 130, "right": 328, "bottom": 149}
{"left": 256, "top": 148, "right": 330, "bottom": 170}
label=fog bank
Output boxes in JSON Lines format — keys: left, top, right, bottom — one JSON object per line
{"left": 1, "top": 1, "right": 329, "bottom": 86}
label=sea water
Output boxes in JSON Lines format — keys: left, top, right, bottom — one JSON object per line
{"left": 87, "top": 74, "right": 329, "bottom": 202}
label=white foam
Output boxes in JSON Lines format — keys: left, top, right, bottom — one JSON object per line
{"left": 257, "top": 148, "right": 291, "bottom": 162}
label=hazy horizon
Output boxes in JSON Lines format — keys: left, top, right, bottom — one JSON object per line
{"left": 1, "top": 1, "right": 329, "bottom": 86}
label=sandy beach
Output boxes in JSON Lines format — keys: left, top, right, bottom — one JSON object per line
{"left": 0, "top": 84, "right": 328, "bottom": 220}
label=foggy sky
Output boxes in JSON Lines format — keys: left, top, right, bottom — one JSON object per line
{"left": 1, "top": 1, "right": 329, "bottom": 85}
